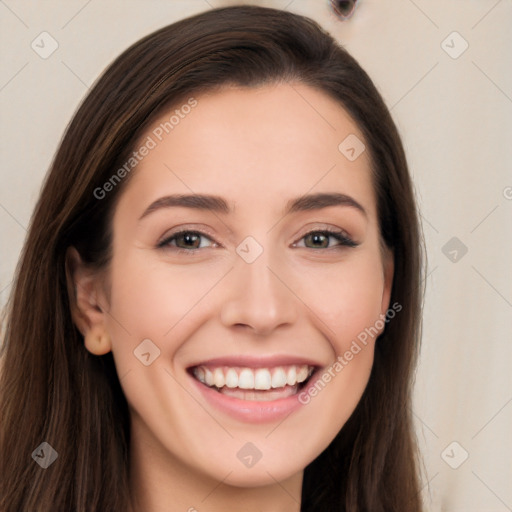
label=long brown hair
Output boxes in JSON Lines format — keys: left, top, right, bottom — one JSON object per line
{"left": 0, "top": 6, "right": 424, "bottom": 511}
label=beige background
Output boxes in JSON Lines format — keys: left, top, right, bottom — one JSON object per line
{"left": 1, "top": 1, "right": 511, "bottom": 510}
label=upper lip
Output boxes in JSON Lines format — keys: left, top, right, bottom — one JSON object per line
{"left": 187, "top": 355, "right": 324, "bottom": 369}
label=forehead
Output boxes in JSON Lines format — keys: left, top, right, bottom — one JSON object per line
{"left": 116, "top": 83, "right": 377, "bottom": 220}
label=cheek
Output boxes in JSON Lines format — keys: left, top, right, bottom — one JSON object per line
{"left": 295, "top": 252, "right": 386, "bottom": 351}
{"left": 107, "top": 253, "right": 221, "bottom": 337}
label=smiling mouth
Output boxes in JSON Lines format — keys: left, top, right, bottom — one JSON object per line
{"left": 190, "top": 364, "right": 317, "bottom": 402}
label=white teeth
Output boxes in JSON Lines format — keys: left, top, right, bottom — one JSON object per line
{"left": 254, "top": 369, "right": 272, "bottom": 390}
{"left": 238, "top": 369, "right": 255, "bottom": 389}
{"left": 193, "top": 364, "right": 314, "bottom": 391}
{"left": 271, "top": 367, "right": 287, "bottom": 388}
{"left": 225, "top": 368, "right": 238, "bottom": 388}
{"left": 297, "top": 365, "right": 309, "bottom": 383}
{"left": 286, "top": 366, "right": 297, "bottom": 386}
{"left": 213, "top": 368, "right": 225, "bottom": 388}
{"left": 194, "top": 366, "right": 206, "bottom": 384}
{"left": 204, "top": 368, "right": 214, "bottom": 386}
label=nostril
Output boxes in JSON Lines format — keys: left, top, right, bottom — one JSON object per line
{"left": 330, "top": 0, "right": 358, "bottom": 20}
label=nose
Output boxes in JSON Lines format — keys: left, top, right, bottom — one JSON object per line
{"left": 219, "top": 249, "right": 298, "bottom": 335}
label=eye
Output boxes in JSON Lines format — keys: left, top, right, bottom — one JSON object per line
{"left": 157, "top": 230, "right": 216, "bottom": 252}
{"left": 294, "top": 229, "right": 358, "bottom": 249}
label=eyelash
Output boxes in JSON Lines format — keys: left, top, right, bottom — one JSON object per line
{"left": 157, "top": 228, "right": 359, "bottom": 254}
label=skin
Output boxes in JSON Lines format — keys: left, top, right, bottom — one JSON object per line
{"left": 70, "top": 82, "right": 393, "bottom": 512}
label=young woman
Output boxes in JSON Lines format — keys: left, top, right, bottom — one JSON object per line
{"left": 0, "top": 5, "right": 424, "bottom": 511}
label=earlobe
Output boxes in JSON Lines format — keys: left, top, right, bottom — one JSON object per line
{"left": 84, "top": 326, "right": 112, "bottom": 355}
{"left": 65, "top": 246, "right": 112, "bottom": 355}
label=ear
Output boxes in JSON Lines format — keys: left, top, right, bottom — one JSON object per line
{"left": 65, "top": 246, "right": 112, "bottom": 355}
{"left": 380, "top": 245, "right": 394, "bottom": 315}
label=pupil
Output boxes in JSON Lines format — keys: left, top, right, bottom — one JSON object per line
{"left": 182, "top": 233, "right": 199, "bottom": 247}
{"left": 309, "top": 233, "right": 327, "bottom": 248}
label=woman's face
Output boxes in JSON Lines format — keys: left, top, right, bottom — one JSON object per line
{"left": 86, "top": 83, "right": 393, "bottom": 488}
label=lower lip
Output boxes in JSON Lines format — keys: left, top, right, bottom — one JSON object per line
{"left": 189, "top": 370, "right": 319, "bottom": 424}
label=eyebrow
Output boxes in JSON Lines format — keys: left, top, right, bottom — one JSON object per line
{"left": 138, "top": 192, "right": 367, "bottom": 220}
